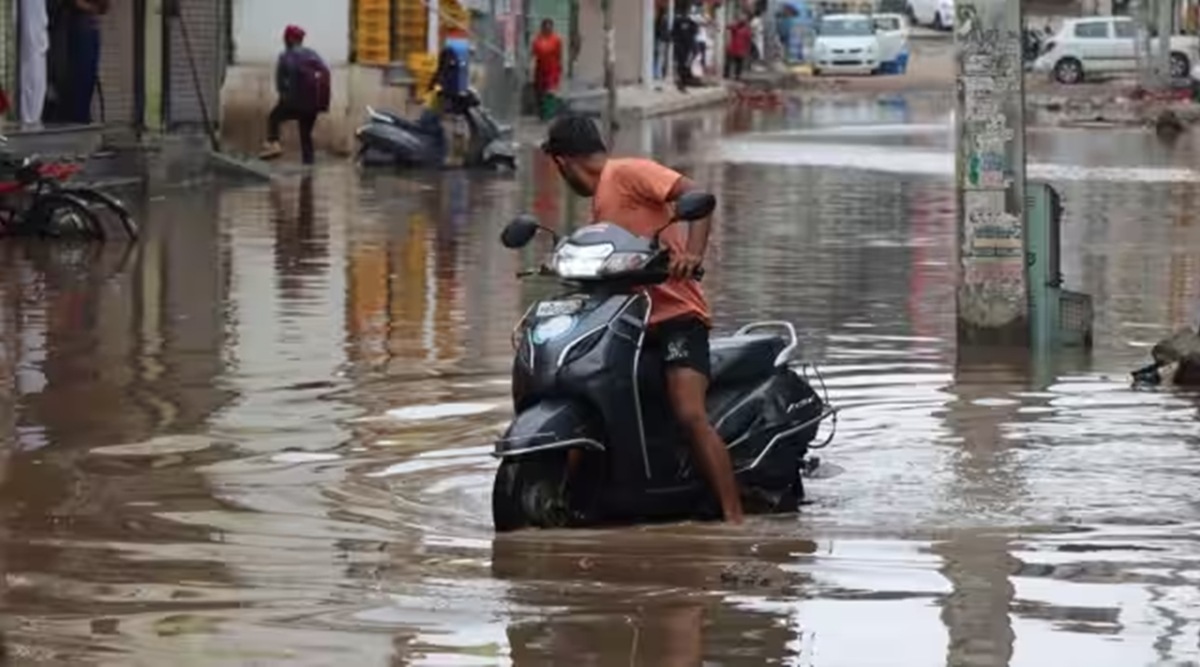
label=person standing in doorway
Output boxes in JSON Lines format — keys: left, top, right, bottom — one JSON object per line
{"left": 260, "top": 25, "right": 331, "bottom": 165}
{"left": 64, "top": 0, "right": 107, "bottom": 124}
{"left": 18, "top": 0, "right": 49, "bottom": 127}
{"left": 531, "top": 18, "right": 563, "bottom": 120}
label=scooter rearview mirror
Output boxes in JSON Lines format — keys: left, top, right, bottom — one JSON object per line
{"left": 673, "top": 191, "right": 717, "bottom": 222}
{"left": 501, "top": 215, "right": 541, "bottom": 249}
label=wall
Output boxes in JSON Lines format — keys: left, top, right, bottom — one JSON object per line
{"left": 575, "top": 0, "right": 647, "bottom": 88}
{"left": 232, "top": 0, "right": 351, "bottom": 65}
{"left": 167, "top": 0, "right": 227, "bottom": 129}
{"left": 97, "top": 0, "right": 139, "bottom": 125}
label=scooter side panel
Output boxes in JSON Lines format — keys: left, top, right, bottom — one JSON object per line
{"left": 556, "top": 295, "right": 655, "bottom": 486}
{"left": 494, "top": 399, "right": 601, "bottom": 457}
{"left": 723, "top": 370, "right": 825, "bottom": 485}
{"left": 637, "top": 367, "right": 825, "bottom": 488}
{"left": 509, "top": 292, "right": 657, "bottom": 488}
{"left": 515, "top": 294, "right": 633, "bottom": 397}
{"left": 357, "top": 123, "right": 434, "bottom": 165}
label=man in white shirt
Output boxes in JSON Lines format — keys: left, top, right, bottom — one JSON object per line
{"left": 18, "top": 0, "right": 49, "bottom": 127}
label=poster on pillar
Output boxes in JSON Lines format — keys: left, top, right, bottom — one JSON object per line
{"left": 955, "top": 0, "right": 1022, "bottom": 196}
{"left": 954, "top": 0, "right": 1028, "bottom": 339}
{"left": 963, "top": 190, "right": 1022, "bottom": 260}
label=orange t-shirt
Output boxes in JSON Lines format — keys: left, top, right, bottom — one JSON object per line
{"left": 591, "top": 158, "right": 711, "bottom": 327}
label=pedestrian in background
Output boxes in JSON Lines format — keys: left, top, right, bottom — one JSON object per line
{"left": 260, "top": 27, "right": 331, "bottom": 165}
{"left": 750, "top": 10, "right": 765, "bottom": 64}
{"left": 18, "top": 0, "right": 48, "bottom": 127}
{"left": 655, "top": 8, "right": 671, "bottom": 81}
{"left": 260, "top": 25, "right": 331, "bottom": 165}
{"left": 64, "top": 0, "right": 107, "bottom": 124}
{"left": 692, "top": 5, "right": 712, "bottom": 78}
{"left": 672, "top": 4, "right": 699, "bottom": 92}
{"left": 531, "top": 18, "right": 563, "bottom": 120}
{"left": 725, "top": 13, "right": 752, "bottom": 80}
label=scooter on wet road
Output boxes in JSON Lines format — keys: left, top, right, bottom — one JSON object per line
{"left": 354, "top": 90, "right": 517, "bottom": 171}
{"left": 491, "top": 192, "right": 837, "bottom": 531}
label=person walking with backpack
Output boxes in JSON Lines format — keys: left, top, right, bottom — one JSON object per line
{"left": 259, "top": 25, "right": 331, "bottom": 165}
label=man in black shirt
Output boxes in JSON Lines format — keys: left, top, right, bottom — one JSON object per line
{"left": 671, "top": 4, "right": 699, "bottom": 92}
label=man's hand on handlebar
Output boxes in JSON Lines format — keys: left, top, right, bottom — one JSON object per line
{"left": 668, "top": 252, "right": 703, "bottom": 280}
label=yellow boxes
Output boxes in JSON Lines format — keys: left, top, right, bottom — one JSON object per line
{"left": 355, "top": 0, "right": 393, "bottom": 65}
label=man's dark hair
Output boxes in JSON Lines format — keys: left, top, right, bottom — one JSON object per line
{"left": 542, "top": 114, "right": 607, "bottom": 157}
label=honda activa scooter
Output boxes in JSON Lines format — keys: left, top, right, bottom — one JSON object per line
{"left": 492, "top": 192, "right": 837, "bottom": 531}
{"left": 355, "top": 89, "right": 517, "bottom": 171}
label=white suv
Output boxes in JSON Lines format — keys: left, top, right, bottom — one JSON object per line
{"left": 1032, "top": 16, "right": 1198, "bottom": 84}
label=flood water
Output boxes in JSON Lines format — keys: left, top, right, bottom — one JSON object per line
{"left": 4, "top": 92, "right": 1200, "bottom": 665}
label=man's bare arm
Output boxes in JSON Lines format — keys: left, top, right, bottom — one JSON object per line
{"left": 668, "top": 176, "right": 709, "bottom": 258}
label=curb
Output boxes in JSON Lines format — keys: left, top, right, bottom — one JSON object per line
{"left": 631, "top": 88, "right": 731, "bottom": 119}
{"left": 563, "top": 86, "right": 732, "bottom": 121}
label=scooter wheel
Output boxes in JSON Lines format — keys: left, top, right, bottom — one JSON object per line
{"left": 493, "top": 454, "right": 568, "bottom": 531}
{"left": 493, "top": 451, "right": 597, "bottom": 531}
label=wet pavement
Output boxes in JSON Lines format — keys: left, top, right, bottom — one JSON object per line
{"left": 4, "top": 92, "right": 1200, "bottom": 665}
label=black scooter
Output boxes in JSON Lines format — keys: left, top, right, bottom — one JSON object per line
{"left": 492, "top": 192, "right": 836, "bottom": 531}
{"left": 355, "top": 90, "right": 517, "bottom": 171}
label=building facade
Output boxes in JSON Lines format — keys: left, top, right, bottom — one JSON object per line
{"left": 1, "top": 0, "right": 667, "bottom": 149}
{"left": 1, "top": 0, "right": 226, "bottom": 137}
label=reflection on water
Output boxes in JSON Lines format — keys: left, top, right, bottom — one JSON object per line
{"left": 1, "top": 95, "right": 1200, "bottom": 665}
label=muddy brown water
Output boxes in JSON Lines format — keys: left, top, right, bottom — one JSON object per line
{"left": 3, "top": 94, "right": 1200, "bottom": 665}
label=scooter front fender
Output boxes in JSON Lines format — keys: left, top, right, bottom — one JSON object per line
{"left": 481, "top": 140, "right": 518, "bottom": 169}
{"left": 493, "top": 400, "right": 604, "bottom": 459}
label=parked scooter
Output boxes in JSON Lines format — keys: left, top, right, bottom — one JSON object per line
{"left": 491, "top": 192, "right": 837, "bottom": 531}
{"left": 1132, "top": 327, "right": 1200, "bottom": 386}
{"left": 355, "top": 89, "right": 517, "bottom": 171}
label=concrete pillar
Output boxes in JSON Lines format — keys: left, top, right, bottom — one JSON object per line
{"left": 954, "top": 0, "right": 1029, "bottom": 346}
{"left": 1156, "top": 0, "right": 1174, "bottom": 83}
{"left": 715, "top": 0, "right": 727, "bottom": 80}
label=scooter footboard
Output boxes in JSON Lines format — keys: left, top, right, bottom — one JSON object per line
{"left": 493, "top": 400, "right": 605, "bottom": 459}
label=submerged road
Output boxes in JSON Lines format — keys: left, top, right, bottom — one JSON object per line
{"left": 2, "top": 92, "right": 1200, "bottom": 665}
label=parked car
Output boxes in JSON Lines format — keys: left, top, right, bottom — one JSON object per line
{"left": 906, "top": 0, "right": 953, "bottom": 31}
{"left": 1188, "top": 61, "right": 1200, "bottom": 97}
{"left": 1032, "top": 16, "right": 1200, "bottom": 84}
{"left": 873, "top": 13, "right": 911, "bottom": 72}
{"left": 813, "top": 14, "right": 882, "bottom": 76}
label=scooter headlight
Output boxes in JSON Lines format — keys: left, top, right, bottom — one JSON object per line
{"left": 599, "top": 252, "right": 652, "bottom": 275}
{"left": 551, "top": 242, "right": 615, "bottom": 278}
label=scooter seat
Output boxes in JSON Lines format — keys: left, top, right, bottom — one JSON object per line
{"left": 708, "top": 334, "right": 787, "bottom": 385}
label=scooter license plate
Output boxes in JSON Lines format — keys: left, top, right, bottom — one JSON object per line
{"left": 536, "top": 299, "right": 583, "bottom": 317}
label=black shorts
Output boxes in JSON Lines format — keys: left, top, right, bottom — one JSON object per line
{"left": 646, "top": 316, "right": 711, "bottom": 378}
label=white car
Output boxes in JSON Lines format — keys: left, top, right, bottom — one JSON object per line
{"left": 1033, "top": 16, "right": 1199, "bottom": 84}
{"left": 907, "top": 0, "right": 953, "bottom": 31}
{"left": 873, "top": 13, "right": 911, "bottom": 67}
{"left": 813, "top": 14, "right": 882, "bottom": 76}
